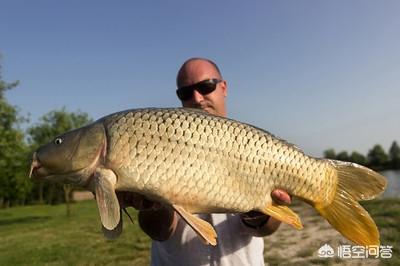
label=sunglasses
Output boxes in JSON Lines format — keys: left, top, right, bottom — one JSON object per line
{"left": 176, "top": 79, "right": 222, "bottom": 101}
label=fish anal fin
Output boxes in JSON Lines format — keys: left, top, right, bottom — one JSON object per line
{"left": 260, "top": 204, "right": 303, "bottom": 229}
{"left": 172, "top": 204, "right": 217, "bottom": 246}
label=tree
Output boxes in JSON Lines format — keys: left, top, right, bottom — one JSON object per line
{"left": 0, "top": 55, "right": 30, "bottom": 208}
{"left": 389, "top": 141, "right": 400, "bottom": 169}
{"left": 367, "top": 144, "right": 389, "bottom": 168}
{"left": 323, "top": 149, "right": 336, "bottom": 159}
{"left": 349, "top": 151, "right": 367, "bottom": 166}
{"left": 28, "top": 108, "right": 92, "bottom": 215}
{"left": 336, "top": 151, "right": 349, "bottom": 162}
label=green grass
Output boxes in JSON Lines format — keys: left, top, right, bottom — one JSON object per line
{"left": 0, "top": 198, "right": 399, "bottom": 265}
{"left": 362, "top": 198, "right": 400, "bottom": 265}
{"left": 0, "top": 200, "right": 150, "bottom": 265}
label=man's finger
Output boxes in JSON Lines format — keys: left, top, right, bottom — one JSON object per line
{"left": 271, "top": 189, "right": 292, "bottom": 205}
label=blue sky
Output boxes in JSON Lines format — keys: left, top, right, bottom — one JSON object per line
{"left": 1, "top": 1, "right": 399, "bottom": 157}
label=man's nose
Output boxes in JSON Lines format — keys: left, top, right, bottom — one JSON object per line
{"left": 192, "top": 89, "right": 204, "bottom": 103}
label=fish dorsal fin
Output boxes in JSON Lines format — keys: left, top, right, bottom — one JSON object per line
{"left": 172, "top": 204, "right": 217, "bottom": 246}
{"left": 260, "top": 204, "right": 303, "bottom": 229}
{"left": 94, "top": 168, "right": 121, "bottom": 231}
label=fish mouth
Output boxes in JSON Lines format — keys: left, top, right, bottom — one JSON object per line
{"left": 29, "top": 152, "right": 46, "bottom": 179}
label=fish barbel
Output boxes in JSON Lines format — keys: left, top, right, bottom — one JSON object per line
{"left": 29, "top": 108, "right": 387, "bottom": 246}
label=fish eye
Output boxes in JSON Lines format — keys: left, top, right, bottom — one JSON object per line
{"left": 54, "top": 137, "right": 63, "bottom": 145}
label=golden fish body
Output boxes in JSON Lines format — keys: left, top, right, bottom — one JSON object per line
{"left": 103, "top": 108, "right": 335, "bottom": 212}
{"left": 30, "top": 108, "right": 387, "bottom": 246}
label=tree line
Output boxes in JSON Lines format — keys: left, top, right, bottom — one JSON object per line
{"left": 0, "top": 56, "right": 92, "bottom": 208}
{"left": 323, "top": 142, "right": 400, "bottom": 171}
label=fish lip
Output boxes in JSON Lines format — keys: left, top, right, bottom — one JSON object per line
{"left": 29, "top": 152, "right": 43, "bottom": 179}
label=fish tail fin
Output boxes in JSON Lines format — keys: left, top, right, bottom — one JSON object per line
{"left": 314, "top": 160, "right": 387, "bottom": 246}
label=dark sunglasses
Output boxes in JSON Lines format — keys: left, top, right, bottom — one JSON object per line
{"left": 176, "top": 79, "right": 222, "bottom": 101}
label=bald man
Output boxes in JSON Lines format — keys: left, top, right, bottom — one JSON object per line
{"left": 125, "top": 58, "right": 291, "bottom": 266}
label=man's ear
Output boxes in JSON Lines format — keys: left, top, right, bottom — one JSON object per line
{"left": 221, "top": 80, "right": 228, "bottom": 97}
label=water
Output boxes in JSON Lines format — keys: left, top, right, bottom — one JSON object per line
{"left": 380, "top": 169, "right": 400, "bottom": 198}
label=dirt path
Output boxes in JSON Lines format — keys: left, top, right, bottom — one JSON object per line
{"left": 263, "top": 200, "right": 380, "bottom": 266}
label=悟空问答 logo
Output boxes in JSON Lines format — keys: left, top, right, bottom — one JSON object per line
{"left": 318, "top": 244, "right": 335, "bottom": 258}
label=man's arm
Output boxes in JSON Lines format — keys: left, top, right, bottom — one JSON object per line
{"left": 116, "top": 191, "right": 178, "bottom": 241}
{"left": 118, "top": 189, "right": 291, "bottom": 241}
{"left": 138, "top": 207, "right": 178, "bottom": 241}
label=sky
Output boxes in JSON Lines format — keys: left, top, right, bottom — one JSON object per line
{"left": 1, "top": 1, "right": 399, "bottom": 157}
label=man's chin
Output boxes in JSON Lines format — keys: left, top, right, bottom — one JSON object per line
{"left": 201, "top": 106, "right": 215, "bottom": 115}
{"left": 183, "top": 104, "right": 215, "bottom": 115}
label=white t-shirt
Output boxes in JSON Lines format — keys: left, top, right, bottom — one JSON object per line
{"left": 150, "top": 213, "right": 265, "bottom": 266}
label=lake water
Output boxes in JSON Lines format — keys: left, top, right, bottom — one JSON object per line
{"left": 380, "top": 170, "right": 400, "bottom": 198}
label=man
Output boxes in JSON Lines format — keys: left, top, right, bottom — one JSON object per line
{"left": 120, "top": 58, "right": 291, "bottom": 265}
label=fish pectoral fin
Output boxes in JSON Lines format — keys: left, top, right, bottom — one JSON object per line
{"left": 172, "top": 204, "right": 217, "bottom": 246}
{"left": 260, "top": 204, "right": 303, "bottom": 229}
{"left": 102, "top": 210, "right": 123, "bottom": 240}
{"left": 94, "top": 168, "right": 121, "bottom": 231}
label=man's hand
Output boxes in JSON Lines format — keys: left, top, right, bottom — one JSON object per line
{"left": 240, "top": 189, "right": 291, "bottom": 233}
{"left": 116, "top": 191, "right": 162, "bottom": 211}
{"left": 116, "top": 191, "right": 177, "bottom": 241}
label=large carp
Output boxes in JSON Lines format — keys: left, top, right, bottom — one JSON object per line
{"left": 29, "top": 108, "right": 386, "bottom": 246}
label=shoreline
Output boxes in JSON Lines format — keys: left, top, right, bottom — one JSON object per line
{"left": 263, "top": 200, "right": 383, "bottom": 265}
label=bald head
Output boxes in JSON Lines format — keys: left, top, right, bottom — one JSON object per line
{"left": 175, "top": 58, "right": 227, "bottom": 117}
{"left": 176, "top": 58, "right": 223, "bottom": 88}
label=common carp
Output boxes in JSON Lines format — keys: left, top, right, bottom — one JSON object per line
{"left": 29, "top": 108, "right": 387, "bottom": 246}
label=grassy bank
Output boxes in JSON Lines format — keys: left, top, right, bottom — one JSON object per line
{"left": 0, "top": 198, "right": 399, "bottom": 265}
{"left": 362, "top": 198, "right": 400, "bottom": 265}
{"left": 0, "top": 200, "right": 150, "bottom": 265}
